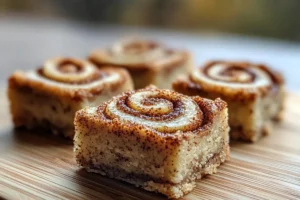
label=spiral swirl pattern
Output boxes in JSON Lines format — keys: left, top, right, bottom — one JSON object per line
{"left": 97, "top": 87, "right": 224, "bottom": 134}
{"left": 41, "top": 57, "right": 101, "bottom": 84}
{"left": 191, "top": 61, "right": 274, "bottom": 90}
{"left": 108, "top": 39, "right": 167, "bottom": 65}
{"left": 89, "top": 39, "right": 186, "bottom": 68}
{"left": 18, "top": 57, "right": 130, "bottom": 97}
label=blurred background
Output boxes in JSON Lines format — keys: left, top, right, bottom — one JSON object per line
{"left": 0, "top": 0, "right": 299, "bottom": 90}
{"left": 1, "top": 0, "right": 300, "bottom": 40}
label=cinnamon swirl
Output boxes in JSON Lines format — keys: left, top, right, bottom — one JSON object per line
{"left": 74, "top": 86, "right": 229, "bottom": 199}
{"left": 8, "top": 57, "right": 133, "bottom": 138}
{"left": 173, "top": 61, "right": 285, "bottom": 142}
{"left": 88, "top": 38, "right": 192, "bottom": 89}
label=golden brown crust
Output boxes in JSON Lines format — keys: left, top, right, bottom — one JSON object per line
{"left": 74, "top": 86, "right": 229, "bottom": 198}
{"left": 88, "top": 39, "right": 190, "bottom": 71}
{"left": 173, "top": 60, "right": 284, "bottom": 101}
{"left": 88, "top": 39, "right": 192, "bottom": 89}
{"left": 203, "top": 61, "right": 284, "bottom": 85}
{"left": 83, "top": 145, "right": 229, "bottom": 199}
{"left": 89, "top": 50, "right": 190, "bottom": 72}
{"left": 173, "top": 60, "right": 285, "bottom": 142}
{"left": 75, "top": 86, "right": 227, "bottom": 143}
{"left": 8, "top": 57, "right": 133, "bottom": 101}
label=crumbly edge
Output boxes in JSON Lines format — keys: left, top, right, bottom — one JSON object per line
{"left": 154, "top": 58, "right": 193, "bottom": 89}
{"left": 7, "top": 86, "right": 79, "bottom": 139}
{"left": 74, "top": 86, "right": 229, "bottom": 198}
{"left": 230, "top": 114, "right": 282, "bottom": 142}
{"left": 89, "top": 51, "right": 191, "bottom": 89}
{"left": 89, "top": 50, "right": 190, "bottom": 71}
{"left": 7, "top": 70, "right": 133, "bottom": 139}
{"left": 173, "top": 77, "right": 285, "bottom": 142}
{"left": 79, "top": 143, "right": 229, "bottom": 199}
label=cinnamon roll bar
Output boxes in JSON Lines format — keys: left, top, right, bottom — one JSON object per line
{"left": 8, "top": 57, "right": 133, "bottom": 138}
{"left": 74, "top": 86, "right": 229, "bottom": 198}
{"left": 173, "top": 61, "right": 285, "bottom": 142}
{"left": 88, "top": 38, "right": 192, "bottom": 89}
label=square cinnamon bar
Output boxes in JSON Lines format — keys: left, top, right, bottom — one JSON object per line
{"left": 173, "top": 61, "right": 285, "bottom": 142}
{"left": 8, "top": 57, "right": 133, "bottom": 138}
{"left": 88, "top": 38, "right": 193, "bottom": 89}
{"left": 74, "top": 86, "right": 229, "bottom": 198}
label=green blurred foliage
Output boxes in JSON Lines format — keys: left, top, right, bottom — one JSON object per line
{"left": 1, "top": 0, "right": 299, "bottom": 41}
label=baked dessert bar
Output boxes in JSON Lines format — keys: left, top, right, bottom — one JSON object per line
{"left": 88, "top": 38, "right": 193, "bottom": 89}
{"left": 74, "top": 86, "right": 229, "bottom": 198}
{"left": 8, "top": 57, "right": 133, "bottom": 138}
{"left": 173, "top": 61, "right": 285, "bottom": 142}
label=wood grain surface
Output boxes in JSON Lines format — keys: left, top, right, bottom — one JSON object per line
{"left": 0, "top": 90, "right": 299, "bottom": 200}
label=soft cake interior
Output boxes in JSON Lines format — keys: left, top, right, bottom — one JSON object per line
{"left": 125, "top": 61, "right": 191, "bottom": 90}
{"left": 154, "top": 61, "right": 192, "bottom": 89}
{"left": 74, "top": 107, "right": 229, "bottom": 198}
{"left": 8, "top": 86, "right": 120, "bottom": 138}
{"left": 173, "top": 78, "right": 284, "bottom": 142}
{"left": 224, "top": 88, "right": 284, "bottom": 142}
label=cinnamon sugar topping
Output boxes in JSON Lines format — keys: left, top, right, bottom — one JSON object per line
{"left": 58, "top": 59, "right": 83, "bottom": 73}
{"left": 203, "top": 62, "right": 256, "bottom": 83}
{"left": 122, "top": 40, "right": 158, "bottom": 54}
{"left": 97, "top": 87, "right": 226, "bottom": 134}
{"left": 41, "top": 57, "right": 103, "bottom": 84}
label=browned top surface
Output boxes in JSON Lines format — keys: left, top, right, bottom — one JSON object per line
{"left": 8, "top": 67, "right": 131, "bottom": 101}
{"left": 0, "top": 90, "right": 300, "bottom": 200}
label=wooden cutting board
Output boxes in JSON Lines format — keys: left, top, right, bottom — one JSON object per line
{"left": 0, "top": 91, "right": 299, "bottom": 200}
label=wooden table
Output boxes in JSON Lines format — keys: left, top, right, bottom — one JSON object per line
{"left": 0, "top": 16, "right": 300, "bottom": 200}
{"left": 0, "top": 91, "right": 299, "bottom": 200}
